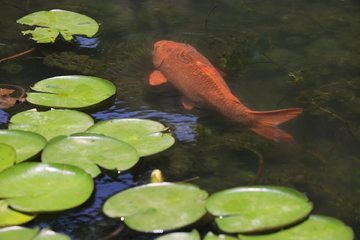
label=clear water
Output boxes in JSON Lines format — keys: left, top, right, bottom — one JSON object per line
{"left": 1, "top": 0, "right": 360, "bottom": 239}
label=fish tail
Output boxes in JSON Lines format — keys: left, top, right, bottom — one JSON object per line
{"left": 247, "top": 108, "right": 302, "bottom": 142}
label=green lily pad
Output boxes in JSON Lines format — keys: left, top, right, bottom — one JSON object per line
{"left": 155, "top": 229, "right": 200, "bottom": 240}
{"left": 204, "top": 232, "right": 239, "bottom": 240}
{"left": 0, "top": 226, "right": 71, "bottom": 240}
{"left": 87, "top": 118, "right": 175, "bottom": 156}
{"left": 0, "top": 130, "right": 47, "bottom": 164}
{"left": 0, "top": 143, "right": 16, "bottom": 172}
{"left": 33, "top": 227, "right": 71, "bottom": 240}
{"left": 26, "top": 75, "right": 116, "bottom": 108}
{"left": 103, "top": 182, "right": 208, "bottom": 232}
{"left": 9, "top": 109, "right": 94, "bottom": 141}
{"left": 0, "top": 226, "right": 39, "bottom": 240}
{"left": 0, "top": 162, "right": 94, "bottom": 212}
{"left": 206, "top": 186, "right": 313, "bottom": 233}
{"left": 42, "top": 132, "right": 140, "bottom": 177}
{"left": 0, "top": 200, "right": 37, "bottom": 227}
{"left": 16, "top": 9, "right": 99, "bottom": 43}
{"left": 237, "top": 215, "right": 354, "bottom": 240}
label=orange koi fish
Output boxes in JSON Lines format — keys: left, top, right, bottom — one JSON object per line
{"left": 149, "top": 40, "right": 302, "bottom": 142}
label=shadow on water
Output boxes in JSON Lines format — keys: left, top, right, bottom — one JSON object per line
{"left": 1, "top": 0, "right": 360, "bottom": 239}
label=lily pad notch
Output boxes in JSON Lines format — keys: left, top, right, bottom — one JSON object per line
{"left": 16, "top": 9, "right": 99, "bottom": 43}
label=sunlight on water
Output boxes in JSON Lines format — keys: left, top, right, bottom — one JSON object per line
{"left": 1, "top": 0, "right": 360, "bottom": 238}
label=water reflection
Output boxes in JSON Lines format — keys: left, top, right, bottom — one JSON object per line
{"left": 91, "top": 101, "right": 198, "bottom": 142}
{"left": 75, "top": 37, "right": 100, "bottom": 49}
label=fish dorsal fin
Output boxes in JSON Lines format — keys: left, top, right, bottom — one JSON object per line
{"left": 195, "top": 61, "right": 241, "bottom": 103}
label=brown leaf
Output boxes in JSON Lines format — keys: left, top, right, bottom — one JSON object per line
{"left": 0, "top": 88, "right": 15, "bottom": 95}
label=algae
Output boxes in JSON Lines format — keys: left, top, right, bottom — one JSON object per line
{"left": 43, "top": 51, "right": 109, "bottom": 75}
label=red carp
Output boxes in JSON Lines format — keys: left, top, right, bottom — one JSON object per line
{"left": 149, "top": 40, "right": 302, "bottom": 142}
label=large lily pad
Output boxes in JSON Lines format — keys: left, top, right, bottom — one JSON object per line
{"left": 42, "top": 132, "right": 140, "bottom": 177}
{"left": 16, "top": 9, "right": 99, "bottom": 43}
{"left": 237, "top": 215, "right": 354, "bottom": 240}
{"left": 0, "top": 162, "right": 94, "bottom": 212}
{"left": 0, "top": 200, "right": 37, "bottom": 227}
{"left": 103, "top": 182, "right": 208, "bottom": 232}
{"left": 206, "top": 186, "right": 313, "bottom": 233}
{"left": 87, "top": 118, "right": 175, "bottom": 156}
{"left": 0, "top": 226, "right": 39, "bottom": 240}
{"left": 0, "top": 226, "right": 71, "bottom": 240}
{"left": 0, "top": 130, "right": 47, "bottom": 164}
{"left": 9, "top": 109, "right": 94, "bottom": 140}
{"left": 26, "top": 75, "right": 116, "bottom": 108}
{"left": 0, "top": 143, "right": 16, "bottom": 172}
{"left": 155, "top": 229, "right": 200, "bottom": 240}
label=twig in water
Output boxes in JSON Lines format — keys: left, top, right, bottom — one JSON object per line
{"left": 240, "top": 146, "right": 264, "bottom": 186}
{"left": 178, "top": 176, "right": 200, "bottom": 183}
{"left": 100, "top": 224, "right": 124, "bottom": 240}
{"left": 326, "top": 130, "right": 340, "bottom": 162}
{"left": 205, "top": 3, "right": 218, "bottom": 33}
{"left": 0, "top": 45, "right": 40, "bottom": 63}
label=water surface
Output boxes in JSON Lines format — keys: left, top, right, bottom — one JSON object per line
{"left": 1, "top": 0, "right": 360, "bottom": 239}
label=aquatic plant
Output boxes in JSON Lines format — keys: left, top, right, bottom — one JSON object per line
{"left": 43, "top": 51, "right": 109, "bottom": 75}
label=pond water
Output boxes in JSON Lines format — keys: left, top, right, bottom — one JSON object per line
{"left": 1, "top": 0, "right": 360, "bottom": 239}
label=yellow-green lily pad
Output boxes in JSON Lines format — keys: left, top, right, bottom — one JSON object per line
{"left": 206, "top": 186, "right": 313, "bottom": 233}
{"left": 0, "top": 163, "right": 94, "bottom": 212}
{"left": 0, "top": 200, "right": 37, "bottom": 227}
{"left": 0, "top": 130, "right": 47, "bottom": 164}
{"left": 26, "top": 75, "right": 116, "bottom": 108}
{"left": 42, "top": 132, "right": 140, "bottom": 177}
{"left": 237, "top": 215, "right": 354, "bottom": 240}
{"left": 0, "top": 143, "right": 16, "bottom": 172}
{"left": 0, "top": 226, "right": 71, "bottom": 240}
{"left": 87, "top": 118, "right": 175, "bottom": 156}
{"left": 9, "top": 109, "right": 94, "bottom": 141}
{"left": 16, "top": 9, "right": 99, "bottom": 43}
{"left": 155, "top": 229, "right": 201, "bottom": 240}
{"left": 103, "top": 182, "right": 208, "bottom": 232}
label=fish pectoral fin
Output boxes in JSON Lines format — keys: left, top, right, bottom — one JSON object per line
{"left": 182, "top": 97, "right": 196, "bottom": 110}
{"left": 149, "top": 70, "right": 168, "bottom": 85}
{"left": 215, "top": 67, "right": 227, "bottom": 77}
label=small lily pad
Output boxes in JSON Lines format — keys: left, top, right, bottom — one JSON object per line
{"left": 103, "top": 182, "right": 208, "bottom": 232}
{"left": 9, "top": 109, "right": 94, "bottom": 140}
{"left": 16, "top": 9, "right": 99, "bottom": 43}
{"left": 0, "top": 200, "right": 37, "bottom": 227}
{"left": 0, "top": 162, "right": 94, "bottom": 212}
{"left": 206, "top": 186, "right": 313, "bottom": 233}
{"left": 237, "top": 215, "right": 354, "bottom": 240}
{"left": 0, "top": 130, "right": 47, "bottom": 164}
{"left": 0, "top": 143, "right": 16, "bottom": 172}
{"left": 26, "top": 75, "right": 116, "bottom": 108}
{"left": 42, "top": 132, "right": 140, "bottom": 177}
{"left": 87, "top": 118, "right": 175, "bottom": 156}
{"left": 204, "top": 232, "right": 239, "bottom": 240}
{"left": 155, "top": 229, "right": 201, "bottom": 240}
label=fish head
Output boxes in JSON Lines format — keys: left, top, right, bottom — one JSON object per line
{"left": 152, "top": 40, "right": 177, "bottom": 68}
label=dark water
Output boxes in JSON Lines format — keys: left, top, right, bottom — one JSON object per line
{"left": 1, "top": 0, "right": 360, "bottom": 239}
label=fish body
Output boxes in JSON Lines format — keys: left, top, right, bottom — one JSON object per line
{"left": 150, "top": 40, "right": 302, "bottom": 142}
